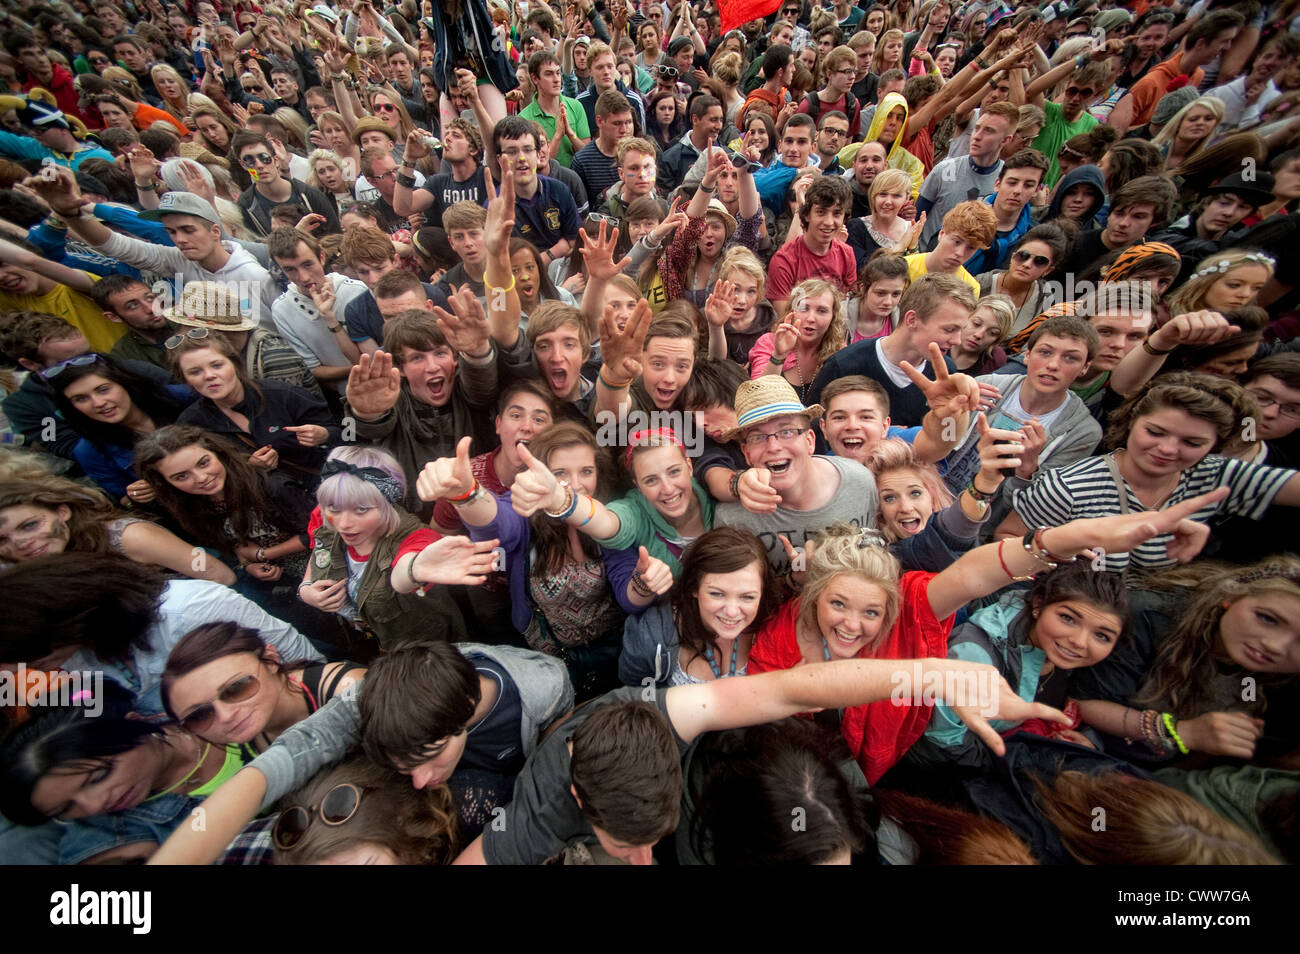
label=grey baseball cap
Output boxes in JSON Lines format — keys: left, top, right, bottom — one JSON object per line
{"left": 138, "top": 190, "right": 222, "bottom": 226}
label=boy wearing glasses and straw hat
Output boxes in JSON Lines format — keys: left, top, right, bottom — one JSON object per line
{"left": 165, "top": 280, "right": 322, "bottom": 398}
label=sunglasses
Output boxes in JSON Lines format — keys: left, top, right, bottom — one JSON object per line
{"left": 373, "top": 102, "right": 397, "bottom": 112}
{"left": 273, "top": 782, "right": 371, "bottom": 851}
{"left": 1064, "top": 87, "right": 1097, "bottom": 99}
{"left": 40, "top": 353, "right": 103, "bottom": 380}
{"left": 165, "top": 327, "right": 211, "bottom": 349}
{"left": 241, "top": 152, "right": 274, "bottom": 169}
{"left": 245, "top": 84, "right": 266, "bottom": 93}
{"left": 89, "top": 56, "right": 111, "bottom": 65}
{"left": 1013, "top": 250, "right": 1052, "bottom": 267}
{"left": 586, "top": 212, "right": 620, "bottom": 227}
{"left": 177, "top": 673, "right": 260, "bottom": 732}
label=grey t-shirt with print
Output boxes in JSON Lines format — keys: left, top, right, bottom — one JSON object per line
{"left": 715, "top": 455, "right": 880, "bottom": 575}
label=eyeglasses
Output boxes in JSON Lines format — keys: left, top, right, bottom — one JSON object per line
{"left": 272, "top": 782, "right": 370, "bottom": 851}
{"left": 177, "top": 673, "right": 261, "bottom": 732}
{"left": 370, "top": 170, "right": 397, "bottom": 181}
{"left": 1246, "top": 388, "right": 1300, "bottom": 419}
{"left": 742, "top": 426, "right": 808, "bottom": 448}
{"left": 165, "top": 328, "right": 211, "bottom": 349}
{"left": 88, "top": 56, "right": 110, "bottom": 66}
{"left": 1012, "top": 250, "right": 1052, "bottom": 268}
{"left": 834, "top": 68, "right": 857, "bottom": 78}
{"left": 40, "top": 353, "right": 103, "bottom": 380}
{"left": 821, "top": 126, "right": 849, "bottom": 138}
{"left": 241, "top": 152, "right": 274, "bottom": 169}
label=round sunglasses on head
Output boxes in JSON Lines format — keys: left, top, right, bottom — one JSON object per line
{"left": 273, "top": 783, "right": 371, "bottom": 851}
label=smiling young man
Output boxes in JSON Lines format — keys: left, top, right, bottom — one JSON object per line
{"left": 493, "top": 116, "right": 582, "bottom": 269}
{"left": 232, "top": 132, "right": 340, "bottom": 239}
{"left": 847, "top": 139, "right": 889, "bottom": 218}
{"left": 809, "top": 272, "right": 974, "bottom": 427}
{"left": 658, "top": 94, "right": 725, "bottom": 194}
{"left": 941, "top": 316, "right": 1102, "bottom": 526}
{"left": 575, "top": 40, "right": 646, "bottom": 132}
{"left": 267, "top": 228, "right": 369, "bottom": 396}
{"left": 766, "top": 176, "right": 857, "bottom": 314}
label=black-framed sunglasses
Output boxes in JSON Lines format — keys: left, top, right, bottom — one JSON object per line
{"left": 241, "top": 152, "right": 274, "bottom": 169}
{"left": 165, "top": 327, "right": 211, "bottom": 350}
{"left": 1013, "top": 250, "right": 1052, "bottom": 268}
{"left": 177, "top": 673, "right": 260, "bottom": 732}
{"left": 273, "top": 783, "right": 372, "bottom": 851}
{"left": 40, "top": 353, "right": 103, "bottom": 380}
{"left": 1064, "top": 86, "right": 1097, "bottom": 99}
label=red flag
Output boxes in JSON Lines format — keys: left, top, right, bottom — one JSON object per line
{"left": 718, "top": 0, "right": 783, "bottom": 34}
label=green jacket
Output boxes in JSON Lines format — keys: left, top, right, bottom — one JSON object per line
{"left": 309, "top": 509, "right": 468, "bottom": 650}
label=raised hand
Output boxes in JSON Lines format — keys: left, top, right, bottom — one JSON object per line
{"left": 416, "top": 435, "right": 475, "bottom": 502}
{"left": 890, "top": 210, "right": 926, "bottom": 254}
{"left": 309, "top": 280, "right": 337, "bottom": 321}
{"left": 412, "top": 536, "right": 502, "bottom": 587}
{"left": 770, "top": 318, "right": 799, "bottom": 361}
{"left": 433, "top": 285, "right": 492, "bottom": 357}
{"left": 704, "top": 279, "right": 736, "bottom": 328}
{"left": 405, "top": 127, "right": 432, "bottom": 161}
{"left": 1146, "top": 310, "right": 1240, "bottom": 353}
{"left": 901, "top": 342, "right": 981, "bottom": 417}
{"left": 345, "top": 350, "right": 403, "bottom": 420}
{"left": 20, "top": 164, "right": 82, "bottom": 216}
{"left": 1043, "top": 486, "right": 1232, "bottom": 563}
{"left": 974, "top": 412, "right": 1021, "bottom": 483}
{"left": 1013, "top": 418, "right": 1047, "bottom": 479}
{"left": 484, "top": 161, "right": 517, "bottom": 257}
{"left": 633, "top": 545, "right": 674, "bottom": 596}
{"left": 179, "top": 160, "right": 218, "bottom": 207}
{"left": 578, "top": 219, "right": 631, "bottom": 281}
{"left": 126, "top": 145, "right": 160, "bottom": 185}
{"left": 510, "top": 443, "right": 566, "bottom": 517}
{"left": 738, "top": 467, "right": 781, "bottom": 514}
{"left": 296, "top": 213, "right": 328, "bottom": 234}
{"left": 599, "top": 297, "right": 652, "bottom": 381}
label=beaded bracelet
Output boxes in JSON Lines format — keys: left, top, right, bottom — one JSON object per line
{"left": 1162, "top": 712, "right": 1190, "bottom": 755}
{"left": 545, "top": 484, "right": 579, "bottom": 520}
{"left": 966, "top": 479, "right": 997, "bottom": 502}
{"left": 630, "top": 571, "right": 655, "bottom": 597}
{"left": 1142, "top": 337, "right": 1175, "bottom": 356}
{"left": 729, "top": 468, "right": 747, "bottom": 499}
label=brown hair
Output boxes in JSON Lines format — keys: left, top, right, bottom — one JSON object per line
{"left": 526, "top": 301, "right": 591, "bottom": 353}
{"left": 167, "top": 333, "right": 264, "bottom": 410}
{"left": 527, "top": 421, "right": 615, "bottom": 575}
{"left": 160, "top": 621, "right": 310, "bottom": 724}
{"left": 1036, "top": 771, "right": 1277, "bottom": 865}
{"left": 673, "top": 528, "right": 780, "bottom": 670}
{"left": 875, "top": 789, "right": 1038, "bottom": 864}
{"left": 1103, "top": 373, "right": 1237, "bottom": 452}
{"left": 381, "top": 309, "right": 448, "bottom": 364}
{"left": 570, "top": 701, "right": 683, "bottom": 844}
{"left": 340, "top": 225, "right": 396, "bottom": 268}
{"left": 0, "top": 476, "right": 119, "bottom": 555}
{"left": 273, "top": 755, "right": 459, "bottom": 865}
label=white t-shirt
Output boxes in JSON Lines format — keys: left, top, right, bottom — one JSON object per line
{"left": 877, "top": 338, "right": 922, "bottom": 389}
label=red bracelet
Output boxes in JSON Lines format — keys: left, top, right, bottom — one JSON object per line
{"left": 447, "top": 479, "right": 478, "bottom": 503}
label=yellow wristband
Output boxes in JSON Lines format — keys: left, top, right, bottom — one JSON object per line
{"left": 486, "top": 274, "right": 516, "bottom": 295}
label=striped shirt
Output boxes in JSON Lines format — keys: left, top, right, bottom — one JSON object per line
{"left": 1012, "top": 454, "right": 1295, "bottom": 571}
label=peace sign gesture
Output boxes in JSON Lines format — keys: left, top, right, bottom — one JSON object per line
{"left": 900, "top": 342, "right": 982, "bottom": 421}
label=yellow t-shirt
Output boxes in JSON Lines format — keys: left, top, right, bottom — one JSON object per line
{"left": 0, "top": 277, "right": 123, "bottom": 353}
{"left": 904, "top": 254, "right": 982, "bottom": 300}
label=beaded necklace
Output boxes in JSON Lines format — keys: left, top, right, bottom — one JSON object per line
{"left": 703, "top": 637, "right": 741, "bottom": 679}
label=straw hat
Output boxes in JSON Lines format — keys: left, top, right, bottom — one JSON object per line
{"left": 164, "top": 281, "right": 257, "bottom": 331}
{"left": 705, "top": 198, "right": 737, "bottom": 238}
{"left": 721, "top": 376, "right": 822, "bottom": 442}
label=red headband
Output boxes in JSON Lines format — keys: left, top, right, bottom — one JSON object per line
{"left": 625, "top": 427, "right": 684, "bottom": 469}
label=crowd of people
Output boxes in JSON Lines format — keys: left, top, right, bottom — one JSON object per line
{"left": 0, "top": 0, "right": 1298, "bottom": 867}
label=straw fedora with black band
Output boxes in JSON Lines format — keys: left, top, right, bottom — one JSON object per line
{"left": 721, "top": 376, "right": 823, "bottom": 443}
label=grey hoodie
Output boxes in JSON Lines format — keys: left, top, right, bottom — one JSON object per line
{"left": 942, "top": 373, "right": 1102, "bottom": 536}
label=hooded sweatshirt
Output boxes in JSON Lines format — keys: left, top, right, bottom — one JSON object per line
{"left": 1046, "top": 164, "right": 1106, "bottom": 231}
{"left": 864, "top": 91, "right": 925, "bottom": 199}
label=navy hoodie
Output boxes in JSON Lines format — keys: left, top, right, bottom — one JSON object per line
{"left": 1046, "top": 164, "right": 1106, "bottom": 231}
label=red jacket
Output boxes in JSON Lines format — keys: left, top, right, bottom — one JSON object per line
{"left": 750, "top": 571, "right": 953, "bottom": 784}
{"left": 23, "top": 64, "right": 87, "bottom": 124}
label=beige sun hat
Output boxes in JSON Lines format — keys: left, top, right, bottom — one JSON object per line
{"left": 721, "top": 375, "right": 822, "bottom": 443}
{"left": 163, "top": 281, "right": 258, "bottom": 331}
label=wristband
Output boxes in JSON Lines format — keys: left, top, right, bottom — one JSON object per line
{"left": 486, "top": 274, "right": 516, "bottom": 295}
{"left": 135, "top": 181, "right": 157, "bottom": 191}
{"left": 544, "top": 483, "right": 579, "bottom": 519}
{"left": 325, "top": 323, "right": 342, "bottom": 333}
{"left": 1162, "top": 713, "right": 1190, "bottom": 755}
{"left": 698, "top": 181, "right": 716, "bottom": 193}
{"left": 630, "top": 570, "right": 655, "bottom": 597}
{"left": 966, "top": 479, "right": 998, "bottom": 501}
{"left": 1142, "top": 336, "right": 1175, "bottom": 356}
{"left": 395, "top": 171, "right": 417, "bottom": 189}
{"left": 405, "top": 551, "right": 430, "bottom": 597}
{"left": 598, "top": 367, "right": 632, "bottom": 389}
{"left": 1022, "top": 527, "right": 1059, "bottom": 570}
{"left": 576, "top": 494, "right": 596, "bottom": 527}
{"left": 729, "top": 468, "right": 747, "bottom": 499}
{"left": 997, "top": 538, "right": 1036, "bottom": 582}
{"left": 446, "top": 478, "right": 478, "bottom": 503}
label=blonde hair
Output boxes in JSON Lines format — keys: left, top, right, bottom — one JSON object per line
{"left": 864, "top": 439, "right": 954, "bottom": 542}
{"left": 306, "top": 149, "right": 354, "bottom": 192}
{"left": 718, "top": 247, "right": 766, "bottom": 301}
{"left": 1166, "top": 249, "right": 1275, "bottom": 315}
{"left": 150, "top": 64, "right": 190, "bottom": 104}
{"left": 972, "top": 293, "right": 1016, "bottom": 347}
{"left": 790, "top": 278, "right": 847, "bottom": 370}
{"left": 1037, "top": 771, "right": 1278, "bottom": 865}
{"left": 272, "top": 107, "right": 311, "bottom": 150}
{"left": 871, "top": 28, "right": 905, "bottom": 74}
{"left": 797, "top": 523, "right": 902, "bottom": 649}
{"left": 1151, "top": 96, "right": 1226, "bottom": 153}
{"left": 868, "top": 168, "right": 913, "bottom": 203}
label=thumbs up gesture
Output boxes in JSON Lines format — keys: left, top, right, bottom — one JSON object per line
{"left": 510, "top": 443, "right": 566, "bottom": 517}
{"left": 737, "top": 466, "right": 781, "bottom": 514}
{"left": 416, "top": 435, "right": 475, "bottom": 503}
{"left": 632, "top": 545, "right": 674, "bottom": 597}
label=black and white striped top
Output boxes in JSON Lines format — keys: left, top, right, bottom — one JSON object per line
{"left": 1013, "top": 454, "right": 1295, "bottom": 571}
